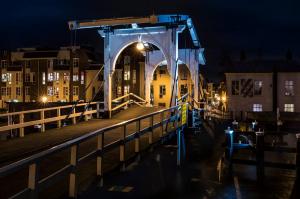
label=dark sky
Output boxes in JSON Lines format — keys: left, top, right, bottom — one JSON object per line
{"left": 1, "top": 0, "right": 299, "bottom": 80}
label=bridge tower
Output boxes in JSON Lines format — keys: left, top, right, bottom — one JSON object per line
{"left": 68, "top": 15, "right": 205, "bottom": 117}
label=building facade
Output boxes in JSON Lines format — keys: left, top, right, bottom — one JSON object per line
{"left": 225, "top": 60, "right": 300, "bottom": 120}
{"left": 0, "top": 47, "right": 102, "bottom": 108}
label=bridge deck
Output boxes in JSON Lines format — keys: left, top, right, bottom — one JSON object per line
{"left": 0, "top": 106, "right": 162, "bottom": 166}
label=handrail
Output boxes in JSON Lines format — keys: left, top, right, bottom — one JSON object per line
{"left": 0, "top": 104, "right": 186, "bottom": 198}
{"left": 111, "top": 93, "right": 148, "bottom": 113}
{"left": 0, "top": 101, "right": 104, "bottom": 136}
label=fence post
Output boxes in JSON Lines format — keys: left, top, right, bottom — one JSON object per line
{"left": 120, "top": 125, "right": 126, "bottom": 171}
{"left": 149, "top": 115, "right": 154, "bottom": 145}
{"left": 40, "top": 110, "right": 45, "bottom": 132}
{"left": 160, "top": 112, "right": 164, "bottom": 137}
{"left": 28, "top": 163, "right": 39, "bottom": 199}
{"left": 97, "top": 133, "right": 104, "bottom": 187}
{"left": 135, "top": 120, "right": 140, "bottom": 161}
{"left": 72, "top": 107, "right": 76, "bottom": 125}
{"left": 256, "top": 131, "right": 265, "bottom": 184}
{"left": 57, "top": 108, "right": 61, "bottom": 128}
{"left": 19, "top": 113, "right": 24, "bottom": 137}
{"left": 96, "top": 102, "right": 100, "bottom": 119}
{"left": 296, "top": 134, "right": 300, "bottom": 182}
{"left": 225, "top": 127, "right": 234, "bottom": 170}
{"left": 69, "top": 145, "right": 78, "bottom": 198}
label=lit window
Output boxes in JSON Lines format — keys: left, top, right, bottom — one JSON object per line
{"left": 81, "top": 72, "right": 84, "bottom": 84}
{"left": 73, "top": 86, "right": 79, "bottom": 96}
{"left": 1, "top": 87, "right": 6, "bottom": 96}
{"left": 253, "top": 104, "right": 263, "bottom": 112}
{"left": 124, "top": 65, "right": 130, "bottom": 80}
{"left": 284, "top": 104, "right": 294, "bottom": 112}
{"left": 124, "top": 85, "right": 130, "bottom": 95}
{"left": 153, "top": 71, "right": 157, "bottom": 80}
{"left": 16, "top": 87, "right": 21, "bottom": 96}
{"left": 54, "top": 72, "right": 59, "bottom": 81}
{"left": 1, "top": 74, "right": 7, "bottom": 82}
{"left": 231, "top": 80, "right": 239, "bottom": 95}
{"left": 159, "top": 85, "right": 166, "bottom": 98}
{"left": 285, "top": 80, "right": 294, "bottom": 96}
{"left": 73, "top": 73, "right": 79, "bottom": 82}
{"left": 63, "top": 73, "right": 70, "bottom": 82}
{"left": 47, "top": 87, "right": 54, "bottom": 96}
{"left": 48, "top": 73, "right": 53, "bottom": 82}
{"left": 73, "top": 58, "right": 79, "bottom": 68}
{"left": 42, "top": 72, "right": 46, "bottom": 85}
{"left": 7, "top": 73, "right": 12, "bottom": 84}
{"left": 31, "top": 72, "right": 36, "bottom": 82}
{"left": 254, "top": 80, "right": 262, "bottom": 95}
{"left": 25, "top": 87, "right": 30, "bottom": 96}
{"left": 55, "top": 87, "right": 59, "bottom": 98}
{"left": 133, "top": 69, "right": 136, "bottom": 84}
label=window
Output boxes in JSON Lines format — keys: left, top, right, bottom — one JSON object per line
{"left": 81, "top": 72, "right": 84, "bottom": 84}
{"left": 25, "top": 73, "right": 30, "bottom": 82}
{"left": 1, "top": 60, "right": 7, "bottom": 68}
{"left": 7, "top": 87, "right": 11, "bottom": 96}
{"left": 124, "top": 65, "right": 130, "bottom": 80}
{"left": 63, "top": 73, "right": 70, "bottom": 82}
{"left": 47, "top": 60, "right": 53, "bottom": 68}
{"left": 159, "top": 85, "right": 166, "bottom": 98}
{"left": 54, "top": 72, "right": 59, "bottom": 81}
{"left": 180, "top": 84, "right": 188, "bottom": 96}
{"left": 7, "top": 73, "right": 12, "bottom": 84}
{"left": 1, "top": 74, "right": 7, "bottom": 82}
{"left": 1, "top": 87, "right": 6, "bottom": 96}
{"left": 73, "top": 58, "right": 79, "bottom": 68}
{"left": 153, "top": 71, "right": 157, "bottom": 80}
{"left": 31, "top": 72, "right": 36, "bottom": 82}
{"left": 42, "top": 72, "right": 46, "bottom": 85}
{"left": 254, "top": 80, "right": 263, "bottom": 95}
{"left": 232, "top": 80, "right": 239, "bottom": 95}
{"left": 253, "top": 104, "right": 263, "bottom": 112}
{"left": 54, "top": 87, "right": 59, "bottom": 98}
{"left": 132, "top": 70, "right": 136, "bottom": 84}
{"left": 124, "top": 85, "right": 130, "bottom": 95}
{"left": 25, "top": 61, "right": 31, "bottom": 69}
{"left": 73, "top": 86, "right": 79, "bottom": 96}
{"left": 284, "top": 104, "right": 294, "bottom": 112}
{"left": 285, "top": 80, "right": 294, "bottom": 96}
{"left": 73, "top": 73, "right": 79, "bottom": 81}
{"left": 25, "top": 87, "right": 30, "bottom": 96}
{"left": 16, "top": 73, "right": 21, "bottom": 84}
{"left": 47, "top": 87, "right": 54, "bottom": 96}
{"left": 16, "top": 87, "right": 21, "bottom": 96}
{"left": 63, "top": 87, "right": 69, "bottom": 96}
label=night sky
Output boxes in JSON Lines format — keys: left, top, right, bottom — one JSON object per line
{"left": 1, "top": 0, "right": 299, "bottom": 80}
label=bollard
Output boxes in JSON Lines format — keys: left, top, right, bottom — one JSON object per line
{"left": 225, "top": 127, "right": 234, "bottom": 160}
{"left": 256, "top": 131, "right": 264, "bottom": 184}
{"left": 296, "top": 134, "right": 300, "bottom": 182}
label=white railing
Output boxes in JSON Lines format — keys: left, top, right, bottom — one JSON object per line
{"left": 111, "top": 93, "right": 147, "bottom": 112}
{"left": 0, "top": 102, "right": 104, "bottom": 137}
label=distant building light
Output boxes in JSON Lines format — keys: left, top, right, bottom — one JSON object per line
{"left": 41, "top": 96, "right": 48, "bottom": 103}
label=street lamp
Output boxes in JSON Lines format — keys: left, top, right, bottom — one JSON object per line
{"left": 136, "top": 42, "right": 144, "bottom": 51}
{"left": 41, "top": 96, "right": 48, "bottom": 103}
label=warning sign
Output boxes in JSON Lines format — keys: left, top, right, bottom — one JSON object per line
{"left": 181, "top": 104, "right": 187, "bottom": 125}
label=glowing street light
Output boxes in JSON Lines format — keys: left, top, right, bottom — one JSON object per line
{"left": 136, "top": 42, "right": 144, "bottom": 51}
{"left": 41, "top": 96, "right": 48, "bottom": 103}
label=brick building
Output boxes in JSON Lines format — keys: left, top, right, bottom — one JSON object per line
{"left": 0, "top": 46, "right": 102, "bottom": 108}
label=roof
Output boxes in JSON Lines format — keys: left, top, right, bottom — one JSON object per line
{"left": 23, "top": 51, "right": 58, "bottom": 59}
{"left": 225, "top": 59, "right": 300, "bottom": 73}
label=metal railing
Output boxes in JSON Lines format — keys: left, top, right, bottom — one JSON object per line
{"left": 0, "top": 101, "right": 104, "bottom": 137}
{"left": 0, "top": 104, "right": 186, "bottom": 198}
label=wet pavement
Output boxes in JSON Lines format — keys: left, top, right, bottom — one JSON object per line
{"left": 79, "top": 123, "right": 298, "bottom": 199}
